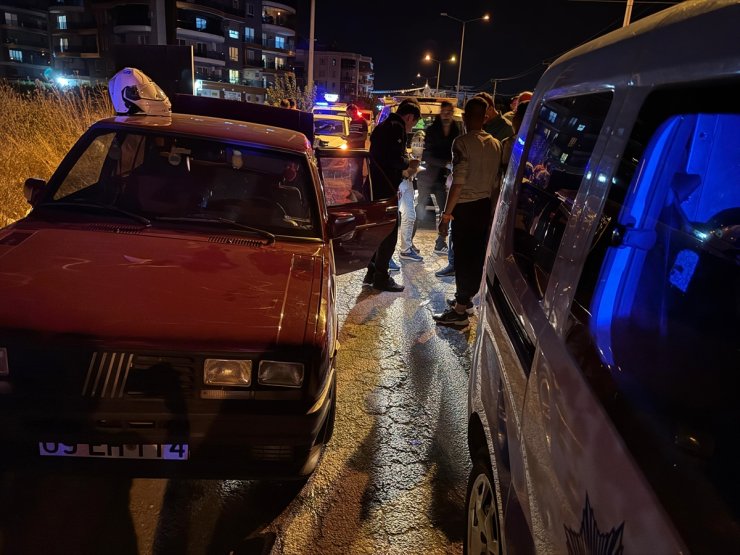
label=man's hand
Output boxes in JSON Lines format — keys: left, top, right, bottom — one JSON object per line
{"left": 438, "top": 212, "right": 453, "bottom": 235}
{"left": 404, "top": 158, "right": 421, "bottom": 179}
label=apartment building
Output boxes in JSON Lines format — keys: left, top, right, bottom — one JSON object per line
{"left": 0, "top": 0, "right": 297, "bottom": 103}
{"left": 295, "top": 48, "right": 374, "bottom": 102}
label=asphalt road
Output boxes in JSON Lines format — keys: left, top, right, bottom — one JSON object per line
{"left": 0, "top": 227, "right": 474, "bottom": 555}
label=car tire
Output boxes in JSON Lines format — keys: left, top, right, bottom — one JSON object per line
{"left": 322, "top": 386, "right": 336, "bottom": 443}
{"left": 464, "top": 448, "right": 501, "bottom": 555}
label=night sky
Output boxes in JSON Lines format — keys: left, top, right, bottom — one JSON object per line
{"left": 295, "top": 0, "right": 680, "bottom": 95}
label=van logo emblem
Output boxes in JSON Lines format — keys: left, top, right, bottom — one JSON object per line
{"left": 564, "top": 495, "right": 624, "bottom": 555}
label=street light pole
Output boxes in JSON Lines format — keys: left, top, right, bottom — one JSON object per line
{"left": 455, "top": 20, "right": 466, "bottom": 98}
{"left": 307, "top": 0, "right": 316, "bottom": 93}
{"left": 441, "top": 12, "right": 489, "bottom": 104}
{"left": 424, "top": 54, "right": 456, "bottom": 96}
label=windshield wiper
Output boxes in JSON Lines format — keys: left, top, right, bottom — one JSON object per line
{"left": 38, "top": 201, "right": 151, "bottom": 226}
{"left": 155, "top": 216, "right": 276, "bottom": 244}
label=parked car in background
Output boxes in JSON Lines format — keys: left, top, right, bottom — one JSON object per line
{"left": 314, "top": 114, "right": 350, "bottom": 149}
{"left": 0, "top": 89, "right": 397, "bottom": 479}
{"left": 376, "top": 96, "right": 463, "bottom": 132}
{"left": 466, "top": 1, "right": 740, "bottom": 553}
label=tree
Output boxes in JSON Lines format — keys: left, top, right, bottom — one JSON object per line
{"left": 266, "top": 73, "right": 316, "bottom": 111}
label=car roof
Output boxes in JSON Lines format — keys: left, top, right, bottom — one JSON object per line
{"left": 541, "top": 0, "right": 740, "bottom": 93}
{"left": 314, "top": 114, "right": 349, "bottom": 121}
{"left": 93, "top": 113, "right": 313, "bottom": 154}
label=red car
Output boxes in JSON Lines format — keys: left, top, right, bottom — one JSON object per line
{"left": 0, "top": 97, "right": 396, "bottom": 478}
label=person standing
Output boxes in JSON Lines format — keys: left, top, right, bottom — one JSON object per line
{"left": 346, "top": 103, "right": 369, "bottom": 149}
{"left": 433, "top": 97, "right": 501, "bottom": 326}
{"left": 476, "top": 91, "right": 514, "bottom": 142}
{"left": 416, "top": 101, "right": 462, "bottom": 255}
{"left": 364, "top": 99, "right": 422, "bottom": 292}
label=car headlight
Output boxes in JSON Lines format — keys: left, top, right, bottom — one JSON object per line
{"left": 258, "top": 361, "right": 304, "bottom": 388}
{"left": 203, "top": 359, "right": 252, "bottom": 387}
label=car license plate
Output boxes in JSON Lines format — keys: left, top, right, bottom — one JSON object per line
{"left": 38, "top": 442, "right": 189, "bottom": 460}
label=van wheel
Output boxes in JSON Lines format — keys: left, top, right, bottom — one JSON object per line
{"left": 464, "top": 449, "right": 501, "bottom": 555}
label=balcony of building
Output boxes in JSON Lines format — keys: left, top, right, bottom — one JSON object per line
{"left": 111, "top": 4, "right": 151, "bottom": 33}
{"left": 177, "top": 12, "right": 225, "bottom": 42}
{"left": 261, "top": 3, "right": 296, "bottom": 34}
{"left": 181, "top": 0, "right": 246, "bottom": 18}
{"left": 48, "top": 0, "right": 85, "bottom": 14}
{"left": 53, "top": 36, "right": 99, "bottom": 58}
{"left": 1, "top": 13, "right": 48, "bottom": 35}
{"left": 2, "top": 48, "right": 50, "bottom": 68}
{"left": 261, "top": 35, "right": 294, "bottom": 55}
{"left": 192, "top": 46, "right": 226, "bottom": 66}
{"left": 3, "top": 31, "right": 49, "bottom": 50}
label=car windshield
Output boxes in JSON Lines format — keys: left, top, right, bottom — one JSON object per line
{"left": 314, "top": 119, "right": 346, "bottom": 136}
{"left": 41, "top": 129, "right": 319, "bottom": 238}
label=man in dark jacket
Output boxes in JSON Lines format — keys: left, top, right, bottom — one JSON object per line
{"left": 416, "top": 100, "right": 462, "bottom": 252}
{"left": 364, "top": 99, "right": 421, "bottom": 292}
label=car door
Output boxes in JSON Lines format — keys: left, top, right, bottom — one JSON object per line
{"left": 315, "top": 148, "right": 398, "bottom": 275}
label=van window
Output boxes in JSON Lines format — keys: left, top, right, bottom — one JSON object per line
{"left": 511, "top": 92, "right": 612, "bottom": 298}
{"left": 566, "top": 83, "right": 740, "bottom": 552}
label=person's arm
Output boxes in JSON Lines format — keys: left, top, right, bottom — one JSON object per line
{"left": 438, "top": 137, "right": 467, "bottom": 235}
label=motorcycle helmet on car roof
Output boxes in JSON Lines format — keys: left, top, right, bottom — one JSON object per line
{"left": 108, "top": 67, "right": 171, "bottom": 116}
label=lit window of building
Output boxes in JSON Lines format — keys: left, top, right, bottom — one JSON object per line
{"left": 229, "top": 29, "right": 239, "bottom": 39}
{"left": 229, "top": 46, "right": 238, "bottom": 61}
{"left": 229, "top": 69, "right": 239, "bottom": 84}
{"left": 57, "top": 15, "right": 67, "bottom": 30}
{"left": 196, "top": 17, "right": 206, "bottom": 30}
{"left": 9, "top": 49, "right": 22, "bottom": 62}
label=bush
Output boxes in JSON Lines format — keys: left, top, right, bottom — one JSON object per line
{"left": 0, "top": 83, "right": 112, "bottom": 227}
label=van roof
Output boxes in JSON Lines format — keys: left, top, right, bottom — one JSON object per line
{"left": 541, "top": 0, "right": 740, "bottom": 93}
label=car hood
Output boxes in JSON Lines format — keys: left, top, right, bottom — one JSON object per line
{"left": 316, "top": 134, "right": 347, "bottom": 148}
{"left": 0, "top": 226, "right": 324, "bottom": 350}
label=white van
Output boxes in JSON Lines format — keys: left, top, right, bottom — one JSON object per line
{"left": 466, "top": 1, "right": 740, "bottom": 553}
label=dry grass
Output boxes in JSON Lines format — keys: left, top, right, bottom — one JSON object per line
{"left": 0, "top": 84, "right": 112, "bottom": 227}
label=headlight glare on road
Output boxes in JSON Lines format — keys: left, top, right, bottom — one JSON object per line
{"left": 258, "top": 361, "right": 304, "bottom": 388}
{"left": 203, "top": 359, "right": 252, "bottom": 386}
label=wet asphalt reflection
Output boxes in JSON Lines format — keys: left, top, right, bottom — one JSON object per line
{"left": 0, "top": 228, "right": 473, "bottom": 555}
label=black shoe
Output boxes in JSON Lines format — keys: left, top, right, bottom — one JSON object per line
{"left": 433, "top": 307, "right": 469, "bottom": 327}
{"left": 434, "top": 265, "right": 455, "bottom": 277}
{"left": 362, "top": 270, "right": 374, "bottom": 286}
{"left": 372, "top": 277, "right": 404, "bottom": 292}
{"left": 447, "top": 299, "right": 474, "bottom": 314}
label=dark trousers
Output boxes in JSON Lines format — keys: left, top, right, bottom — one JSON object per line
{"left": 451, "top": 198, "right": 492, "bottom": 305}
{"left": 367, "top": 215, "right": 399, "bottom": 285}
{"left": 415, "top": 165, "right": 448, "bottom": 228}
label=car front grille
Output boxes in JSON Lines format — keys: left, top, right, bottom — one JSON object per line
{"left": 82, "top": 352, "right": 196, "bottom": 399}
{"left": 9, "top": 348, "right": 197, "bottom": 400}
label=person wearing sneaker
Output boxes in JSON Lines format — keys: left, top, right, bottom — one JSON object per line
{"left": 363, "top": 99, "right": 422, "bottom": 292}
{"left": 416, "top": 101, "right": 461, "bottom": 237}
{"left": 398, "top": 173, "right": 423, "bottom": 262}
{"left": 434, "top": 97, "right": 501, "bottom": 326}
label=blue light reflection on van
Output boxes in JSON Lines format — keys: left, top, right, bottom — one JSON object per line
{"left": 590, "top": 113, "right": 740, "bottom": 368}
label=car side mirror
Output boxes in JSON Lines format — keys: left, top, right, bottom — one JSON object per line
{"left": 23, "top": 177, "right": 46, "bottom": 207}
{"left": 328, "top": 212, "right": 357, "bottom": 240}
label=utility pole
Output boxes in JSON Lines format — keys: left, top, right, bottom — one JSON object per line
{"left": 623, "top": 0, "right": 634, "bottom": 26}
{"left": 307, "top": 0, "right": 316, "bottom": 93}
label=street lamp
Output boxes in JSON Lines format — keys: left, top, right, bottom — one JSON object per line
{"left": 424, "top": 53, "right": 456, "bottom": 96}
{"left": 440, "top": 12, "right": 490, "bottom": 101}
